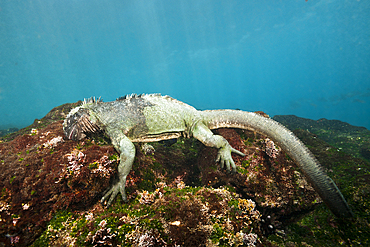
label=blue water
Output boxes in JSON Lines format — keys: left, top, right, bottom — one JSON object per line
{"left": 1, "top": 0, "right": 369, "bottom": 130}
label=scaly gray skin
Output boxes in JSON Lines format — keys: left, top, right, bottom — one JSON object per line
{"left": 63, "top": 94, "right": 353, "bottom": 218}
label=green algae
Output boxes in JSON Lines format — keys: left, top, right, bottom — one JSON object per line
{"left": 2, "top": 104, "right": 370, "bottom": 246}
{"left": 274, "top": 115, "right": 370, "bottom": 162}
{"left": 32, "top": 186, "right": 258, "bottom": 246}
{"left": 265, "top": 124, "right": 370, "bottom": 246}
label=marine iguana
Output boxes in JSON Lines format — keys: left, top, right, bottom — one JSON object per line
{"left": 63, "top": 94, "right": 353, "bottom": 218}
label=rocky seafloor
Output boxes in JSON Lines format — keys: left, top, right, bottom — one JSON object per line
{"left": 0, "top": 104, "right": 369, "bottom": 246}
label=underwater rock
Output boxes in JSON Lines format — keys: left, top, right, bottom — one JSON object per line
{"left": 1, "top": 105, "right": 369, "bottom": 246}
{"left": 0, "top": 127, "right": 19, "bottom": 138}
{"left": 360, "top": 146, "right": 370, "bottom": 160}
{"left": 197, "top": 128, "right": 320, "bottom": 217}
{"left": 273, "top": 115, "right": 370, "bottom": 162}
{"left": 0, "top": 120, "right": 118, "bottom": 246}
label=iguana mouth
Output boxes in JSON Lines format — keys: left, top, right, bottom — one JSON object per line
{"left": 63, "top": 108, "right": 101, "bottom": 141}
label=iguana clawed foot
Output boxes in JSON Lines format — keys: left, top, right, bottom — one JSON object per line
{"left": 216, "top": 145, "right": 245, "bottom": 173}
{"left": 101, "top": 178, "right": 128, "bottom": 207}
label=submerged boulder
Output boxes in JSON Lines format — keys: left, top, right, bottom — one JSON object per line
{"left": 0, "top": 104, "right": 368, "bottom": 246}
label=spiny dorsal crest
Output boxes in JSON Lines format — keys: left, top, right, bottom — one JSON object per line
{"left": 116, "top": 93, "right": 161, "bottom": 101}
{"left": 115, "top": 93, "right": 191, "bottom": 108}
{"left": 83, "top": 96, "right": 103, "bottom": 105}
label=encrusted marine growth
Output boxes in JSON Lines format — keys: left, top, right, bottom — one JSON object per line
{"left": 63, "top": 94, "right": 353, "bottom": 218}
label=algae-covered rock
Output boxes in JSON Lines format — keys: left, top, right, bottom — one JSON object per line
{"left": 1, "top": 107, "right": 369, "bottom": 246}
{"left": 271, "top": 115, "right": 370, "bottom": 246}
{"left": 273, "top": 115, "right": 370, "bottom": 162}
{"left": 0, "top": 128, "right": 19, "bottom": 138}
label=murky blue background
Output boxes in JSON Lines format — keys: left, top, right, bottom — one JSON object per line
{"left": 1, "top": 0, "right": 369, "bottom": 130}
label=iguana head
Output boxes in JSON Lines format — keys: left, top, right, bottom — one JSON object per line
{"left": 63, "top": 106, "right": 101, "bottom": 141}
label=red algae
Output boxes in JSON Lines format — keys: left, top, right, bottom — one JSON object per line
{"left": 198, "top": 128, "right": 320, "bottom": 217}
{"left": 0, "top": 120, "right": 118, "bottom": 246}
{"left": 0, "top": 107, "right": 320, "bottom": 246}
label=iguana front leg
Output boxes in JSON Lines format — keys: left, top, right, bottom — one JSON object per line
{"left": 101, "top": 132, "right": 135, "bottom": 207}
{"left": 192, "top": 122, "right": 245, "bottom": 172}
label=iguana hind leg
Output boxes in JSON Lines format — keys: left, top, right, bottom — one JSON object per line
{"left": 101, "top": 134, "right": 135, "bottom": 207}
{"left": 192, "top": 122, "right": 245, "bottom": 172}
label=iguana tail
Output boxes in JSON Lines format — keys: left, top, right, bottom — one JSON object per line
{"left": 201, "top": 110, "right": 353, "bottom": 218}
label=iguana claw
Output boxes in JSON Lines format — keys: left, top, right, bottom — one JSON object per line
{"left": 216, "top": 146, "right": 245, "bottom": 173}
{"left": 101, "top": 179, "right": 128, "bottom": 207}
